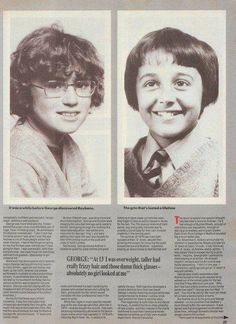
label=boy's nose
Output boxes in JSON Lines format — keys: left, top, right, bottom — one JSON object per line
{"left": 157, "top": 86, "right": 175, "bottom": 108}
{"left": 62, "top": 85, "right": 78, "bottom": 107}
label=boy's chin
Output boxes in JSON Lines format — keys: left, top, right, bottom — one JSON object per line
{"left": 56, "top": 125, "right": 82, "bottom": 135}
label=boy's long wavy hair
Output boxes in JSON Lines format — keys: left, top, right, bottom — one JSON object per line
{"left": 11, "top": 24, "right": 104, "bottom": 119}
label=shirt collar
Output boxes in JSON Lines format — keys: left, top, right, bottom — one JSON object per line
{"left": 142, "top": 126, "right": 208, "bottom": 170}
{"left": 142, "top": 134, "right": 162, "bottom": 170}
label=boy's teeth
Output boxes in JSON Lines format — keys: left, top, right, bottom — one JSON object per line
{"left": 162, "top": 113, "right": 173, "bottom": 120}
{"left": 62, "top": 112, "right": 77, "bottom": 117}
{"left": 154, "top": 111, "right": 181, "bottom": 119}
{"left": 161, "top": 112, "right": 173, "bottom": 117}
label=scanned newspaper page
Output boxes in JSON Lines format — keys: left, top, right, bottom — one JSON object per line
{"left": 0, "top": 1, "right": 236, "bottom": 324}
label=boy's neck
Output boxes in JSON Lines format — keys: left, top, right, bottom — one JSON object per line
{"left": 150, "top": 126, "right": 197, "bottom": 148}
{"left": 25, "top": 118, "right": 64, "bottom": 146}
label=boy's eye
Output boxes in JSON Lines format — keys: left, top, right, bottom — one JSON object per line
{"left": 74, "top": 80, "right": 90, "bottom": 89}
{"left": 46, "top": 80, "right": 64, "bottom": 89}
{"left": 174, "top": 79, "right": 190, "bottom": 89}
{"left": 143, "top": 80, "right": 159, "bottom": 90}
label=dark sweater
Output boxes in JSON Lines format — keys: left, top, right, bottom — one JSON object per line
{"left": 125, "top": 137, "right": 219, "bottom": 198}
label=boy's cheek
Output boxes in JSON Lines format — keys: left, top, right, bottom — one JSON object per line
{"left": 138, "top": 112, "right": 152, "bottom": 127}
{"left": 137, "top": 96, "right": 157, "bottom": 111}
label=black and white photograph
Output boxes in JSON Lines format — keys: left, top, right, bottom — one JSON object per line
{"left": 3, "top": 11, "right": 111, "bottom": 204}
{"left": 118, "top": 10, "right": 226, "bottom": 204}
{"left": 1, "top": 3, "right": 236, "bottom": 324}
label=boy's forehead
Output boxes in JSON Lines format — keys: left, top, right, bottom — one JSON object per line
{"left": 143, "top": 50, "right": 175, "bottom": 65}
{"left": 34, "top": 69, "right": 86, "bottom": 82}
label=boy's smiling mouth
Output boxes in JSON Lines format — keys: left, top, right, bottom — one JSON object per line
{"left": 57, "top": 111, "right": 80, "bottom": 117}
{"left": 152, "top": 110, "right": 183, "bottom": 119}
{"left": 153, "top": 110, "right": 182, "bottom": 116}
{"left": 56, "top": 111, "right": 81, "bottom": 120}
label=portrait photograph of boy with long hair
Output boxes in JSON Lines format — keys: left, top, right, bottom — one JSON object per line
{"left": 4, "top": 11, "right": 111, "bottom": 204}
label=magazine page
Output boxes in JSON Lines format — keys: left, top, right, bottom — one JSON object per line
{"left": 0, "top": 1, "right": 235, "bottom": 324}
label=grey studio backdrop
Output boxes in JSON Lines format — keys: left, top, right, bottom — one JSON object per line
{"left": 0, "top": 0, "right": 236, "bottom": 323}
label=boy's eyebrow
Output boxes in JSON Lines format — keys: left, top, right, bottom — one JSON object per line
{"left": 174, "top": 72, "right": 194, "bottom": 80}
{"left": 138, "top": 73, "right": 157, "bottom": 81}
{"left": 138, "top": 72, "right": 194, "bottom": 82}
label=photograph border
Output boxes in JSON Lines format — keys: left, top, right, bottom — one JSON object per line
{"left": 117, "top": 10, "right": 226, "bottom": 205}
{"left": 3, "top": 10, "right": 111, "bottom": 205}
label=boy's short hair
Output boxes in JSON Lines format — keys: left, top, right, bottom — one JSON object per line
{"left": 11, "top": 24, "right": 104, "bottom": 118}
{"left": 125, "top": 27, "right": 218, "bottom": 114}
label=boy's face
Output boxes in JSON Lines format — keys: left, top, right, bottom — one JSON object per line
{"left": 136, "top": 51, "right": 203, "bottom": 147}
{"left": 28, "top": 72, "right": 92, "bottom": 145}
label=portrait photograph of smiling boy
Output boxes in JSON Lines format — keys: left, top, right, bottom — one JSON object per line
{"left": 4, "top": 12, "right": 111, "bottom": 204}
{"left": 118, "top": 11, "right": 226, "bottom": 203}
